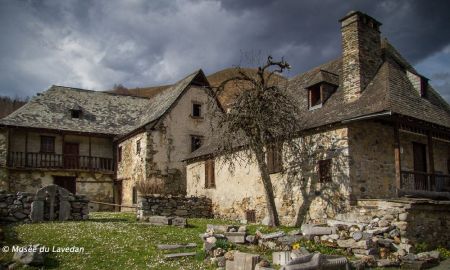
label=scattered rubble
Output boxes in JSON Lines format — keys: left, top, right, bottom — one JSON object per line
{"left": 193, "top": 220, "right": 446, "bottom": 269}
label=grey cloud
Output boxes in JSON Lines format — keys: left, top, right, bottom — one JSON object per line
{"left": 0, "top": 0, "right": 449, "bottom": 101}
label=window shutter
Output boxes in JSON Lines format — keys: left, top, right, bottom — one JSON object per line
{"left": 318, "top": 159, "right": 332, "bottom": 182}
{"left": 205, "top": 159, "right": 215, "bottom": 188}
{"left": 267, "top": 146, "right": 274, "bottom": 173}
{"left": 267, "top": 144, "right": 282, "bottom": 174}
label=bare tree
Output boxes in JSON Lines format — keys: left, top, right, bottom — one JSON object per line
{"left": 208, "top": 56, "right": 304, "bottom": 226}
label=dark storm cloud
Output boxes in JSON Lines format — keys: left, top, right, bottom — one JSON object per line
{"left": 0, "top": 0, "right": 449, "bottom": 101}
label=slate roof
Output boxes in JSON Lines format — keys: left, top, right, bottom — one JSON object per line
{"left": 0, "top": 70, "right": 208, "bottom": 136}
{"left": 186, "top": 39, "right": 450, "bottom": 160}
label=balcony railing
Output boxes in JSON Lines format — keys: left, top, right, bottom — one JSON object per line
{"left": 400, "top": 170, "right": 450, "bottom": 200}
{"left": 8, "top": 152, "right": 114, "bottom": 172}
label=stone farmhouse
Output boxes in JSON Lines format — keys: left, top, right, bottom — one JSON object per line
{"left": 185, "top": 11, "right": 450, "bottom": 226}
{"left": 0, "top": 70, "right": 219, "bottom": 210}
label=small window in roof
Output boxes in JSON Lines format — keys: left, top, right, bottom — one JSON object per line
{"left": 70, "top": 108, "right": 82, "bottom": 119}
{"left": 307, "top": 83, "right": 337, "bottom": 110}
{"left": 309, "top": 85, "right": 321, "bottom": 108}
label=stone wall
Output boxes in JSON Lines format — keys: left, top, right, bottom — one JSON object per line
{"left": 136, "top": 194, "right": 212, "bottom": 220}
{"left": 6, "top": 170, "right": 114, "bottom": 211}
{"left": 0, "top": 190, "right": 89, "bottom": 222}
{"left": 348, "top": 121, "right": 396, "bottom": 199}
{"left": 118, "top": 85, "right": 220, "bottom": 208}
{"left": 335, "top": 199, "right": 450, "bottom": 249}
{"left": 187, "top": 126, "right": 351, "bottom": 226}
{"left": 348, "top": 121, "right": 450, "bottom": 199}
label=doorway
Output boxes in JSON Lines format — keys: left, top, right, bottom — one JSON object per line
{"left": 63, "top": 142, "right": 79, "bottom": 169}
{"left": 413, "top": 142, "right": 427, "bottom": 190}
{"left": 53, "top": 176, "right": 76, "bottom": 194}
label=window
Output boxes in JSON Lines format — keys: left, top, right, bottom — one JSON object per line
{"left": 307, "top": 83, "right": 336, "bottom": 109}
{"left": 318, "top": 159, "right": 332, "bottom": 183}
{"left": 118, "top": 146, "right": 122, "bottom": 162}
{"left": 309, "top": 85, "right": 321, "bottom": 108}
{"left": 205, "top": 158, "right": 215, "bottom": 188}
{"left": 136, "top": 139, "right": 141, "bottom": 154}
{"left": 70, "top": 109, "right": 82, "bottom": 119}
{"left": 192, "top": 103, "right": 202, "bottom": 118}
{"left": 132, "top": 186, "right": 138, "bottom": 204}
{"left": 246, "top": 210, "right": 256, "bottom": 223}
{"left": 267, "top": 143, "right": 282, "bottom": 174}
{"left": 40, "top": 136, "right": 55, "bottom": 153}
{"left": 191, "top": 135, "right": 202, "bottom": 152}
{"left": 420, "top": 77, "right": 428, "bottom": 97}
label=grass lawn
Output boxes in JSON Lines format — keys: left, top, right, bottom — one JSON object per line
{"left": 0, "top": 212, "right": 282, "bottom": 270}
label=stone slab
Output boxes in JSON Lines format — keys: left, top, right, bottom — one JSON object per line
{"left": 172, "top": 217, "right": 187, "bottom": 227}
{"left": 157, "top": 243, "right": 196, "bottom": 250}
{"left": 273, "top": 251, "right": 291, "bottom": 266}
{"left": 261, "top": 231, "right": 285, "bottom": 240}
{"left": 225, "top": 232, "right": 246, "bottom": 244}
{"left": 233, "top": 252, "right": 260, "bottom": 270}
{"left": 164, "top": 252, "right": 196, "bottom": 259}
{"left": 148, "top": 216, "right": 173, "bottom": 225}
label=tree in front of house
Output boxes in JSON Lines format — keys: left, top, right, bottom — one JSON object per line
{"left": 209, "top": 56, "right": 303, "bottom": 226}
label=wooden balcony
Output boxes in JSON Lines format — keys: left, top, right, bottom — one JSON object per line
{"left": 399, "top": 170, "right": 450, "bottom": 200}
{"left": 8, "top": 152, "right": 114, "bottom": 173}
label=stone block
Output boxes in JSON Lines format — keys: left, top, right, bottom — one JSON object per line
{"left": 401, "top": 260, "right": 439, "bottom": 270}
{"left": 172, "top": 217, "right": 187, "bottom": 228}
{"left": 260, "top": 231, "right": 285, "bottom": 240}
{"left": 233, "top": 252, "right": 260, "bottom": 270}
{"left": 225, "top": 232, "right": 246, "bottom": 244}
{"left": 30, "top": 200, "right": 44, "bottom": 222}
{"left": 301, "top": 224, "right": 335, "bottom": 236}
{"left": 337, "top": 239, "right": 373, "bottom": 249}
{"left": 174, "top": 209, "right": 188, "bottom": 216}
{"left": 207, "top": 224, "right": 230, "bottom": 233}
{"left": 273, "top": 251, "right": 291, "bottom": 266}
{"left": 148, "top": 216, "right": 173, "bottom": 225}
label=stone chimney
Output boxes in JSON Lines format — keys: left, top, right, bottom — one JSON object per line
{"left": 340, "top": 11, "right": 382, "bottom": 103}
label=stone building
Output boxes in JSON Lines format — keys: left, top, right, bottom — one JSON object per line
{"left": 185, "top": 11, "right": 450, "bottom": 225}
{"left": 0, "top": 70, "right": 219, "bottom": 210}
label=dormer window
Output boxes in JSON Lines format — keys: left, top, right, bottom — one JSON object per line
{"left": 70, "top": 109, "right": 82, "bottom": 119}
{"left": 307, "top": 83, "right": 337, "bottom": 110}
{"left": 309, "top": 85, "right": 322, "bottom": 109}
{"left": 406, "top": 70, "right": 428, "bottom": 98}
{"left": 420, "top": 77, "right": 428, "bottom": 97}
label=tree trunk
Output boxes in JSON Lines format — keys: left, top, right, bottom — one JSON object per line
{"left": 253, "top": 146, "right": 280, "bottom": 226}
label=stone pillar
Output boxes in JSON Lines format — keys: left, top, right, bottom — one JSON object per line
{"left": 340, "top": 11, "right": 382, "bottom": 103}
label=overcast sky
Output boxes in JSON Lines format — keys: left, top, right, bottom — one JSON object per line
{"left": 0, "top": 0, "right": 450, "bottom": 102}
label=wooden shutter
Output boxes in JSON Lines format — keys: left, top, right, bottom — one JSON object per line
{"left": 267, "top": 146, "right": 274, "bottom": 173}
{"left": 246, "top": 210, "right": 256, "bottom": 223}
{"left": 318, "top": 159, "right": 332, "bottom": 182}
{"left": 205, "top": 159, "right": 215, "bottom": 188}
{"left": 267, "top": 144, "right": 282, "bottom": 174}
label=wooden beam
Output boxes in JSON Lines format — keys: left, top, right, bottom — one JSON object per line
{"left": 62, "top": 134, "right": 65, "bottom": 168}
{"left": 394, "top": 121, "right": 402, "bottom": 196}
{"left": 427, "top": 130, "right": 435, "bottom": 190}
{"left": 6, "top": 128, "right": 11, "bottom": 167}
{"left": 24, "top": 131, "right": 28, "bottom": 167}
{"left": 88, "top": 136, "right": 92, "bottom": 170}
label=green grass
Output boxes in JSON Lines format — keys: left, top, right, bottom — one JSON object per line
{"left": 0, "top": 212, "right": 283, "bottom": 270}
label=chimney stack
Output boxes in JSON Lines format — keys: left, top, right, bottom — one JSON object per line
{"left": 340, "top": 11, "right": 382, "bottom": 103}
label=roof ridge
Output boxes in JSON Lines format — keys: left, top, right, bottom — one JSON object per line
{"left": 51, "top": 85, "right": 151, "bottom": 100}
{"left": 289, "top": 57, "right": 342, "bottom": 81}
